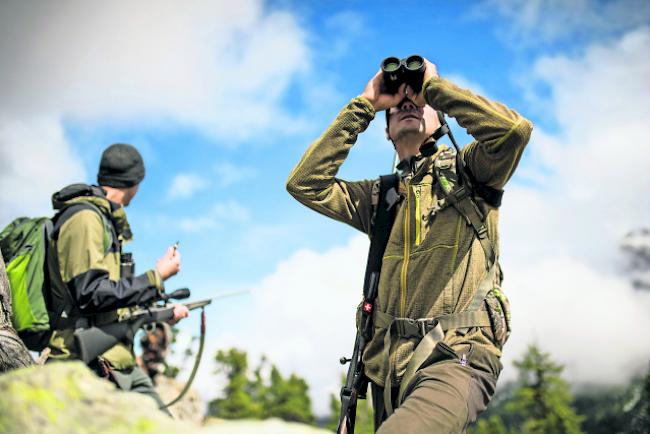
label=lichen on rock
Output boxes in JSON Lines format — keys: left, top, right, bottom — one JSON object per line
{"left": 0, "top": 362, "right": 187, "bottom": 434}
{"left": 0, "top": 362, "right": 334, "bottom": 434}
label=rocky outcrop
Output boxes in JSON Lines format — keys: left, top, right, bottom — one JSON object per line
{"left": 155, "top": 375, "right": 204, "bottom": 424}
{"left": 0, "top": 361, "right": 187, "bottom": 434}
{"left": 204, "top": 418, "right": 334, "bottom": 433}
{"left": 0, "top": 362, "right": 334, "bottom": 434}
{"left": 0, "top": 252, "right": 34, "bottom": 372}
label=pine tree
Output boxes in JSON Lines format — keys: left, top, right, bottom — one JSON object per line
{"left": 208, "top": 348, "right": 262, "bottom": 419}
{"left": 263, "top": 365, "right": 315, "bottom": 424}
{"left": 627, "top": 361, "right": 650, "bottom": 434}
{"left": 469, "top": 415, "right": 510, "bottom": 434}
{"left": 208, "top": 348, "right": 315, "bottom": 424}
{"left": 507, "top": 344, "right": 584, "bottom": 434}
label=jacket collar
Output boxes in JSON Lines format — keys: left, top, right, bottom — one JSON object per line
{"left": 396, "top": 143, "right": 449, "bottom": 183}
{"left": 52, "top": 183, "right": 133, "bottom": 241}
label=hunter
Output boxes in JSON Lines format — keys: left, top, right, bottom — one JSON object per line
{"left": 287, "top": 59, "right": 532, "bottom": 433}
{"left": 46, "top": 143, "right": 188, "bottom": 413}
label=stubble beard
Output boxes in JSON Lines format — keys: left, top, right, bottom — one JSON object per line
{"left": 393, "top": 121, "right": 426, "bottom": 147}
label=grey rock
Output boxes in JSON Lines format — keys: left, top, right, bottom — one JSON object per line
{"left": 0, "top": 362, "right": 334, "bottom": 434}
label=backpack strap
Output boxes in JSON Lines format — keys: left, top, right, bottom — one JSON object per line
{"left": 359, "top": 173, "right": 400, "bottom": 340}
{"left": 433, "top": 149, "right": 496, "bottom": 269}
{"left": 51, "top": 202, "right": 113, "bottom": 247}
{"left": 433, "top": 149, "right": 501, "bottom": 326}
{"left": 46, "top": 202, "right": 115, "bottom": 330}
{"left": 364, "top": 173, "right": 400, "bottom": 298}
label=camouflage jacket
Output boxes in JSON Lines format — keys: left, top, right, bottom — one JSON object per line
{"left": 286, "top": 76, "right": 533, "bottom": 386}
{"left": 47, "top": 184, "right": 164, "bottom": 369}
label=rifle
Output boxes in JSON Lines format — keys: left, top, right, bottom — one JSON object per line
{"left": 338, "top": 175, "right": 399, "bottom": 434}
{"left": 74, "top": 287, "right": 249, "bottom": 407}
{"left": 73, "top": 288, "right": 248, "bottom": 365}
{"left": 337, "top": 271, "right": 381, "bottom": 434}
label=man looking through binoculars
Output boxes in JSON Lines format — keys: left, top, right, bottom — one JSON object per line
{"left": 287, "top": 57, "right": 532, "bottom": 433}
{"left": 364, "top": 61, "right": 441, "bottom": 159}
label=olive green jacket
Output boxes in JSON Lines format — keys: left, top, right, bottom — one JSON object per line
{"left": 287, "top": 76, "right": 533, "bottom": 386}
{"left": 47, "top": 186, "right": 164, "bottom": 369}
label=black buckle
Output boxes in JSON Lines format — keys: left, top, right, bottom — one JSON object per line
{"left": 432, "top": 124, "right": 449, "bottom": 141}
{"left": 395, "top": 318, "right": 431, "bottom": 338}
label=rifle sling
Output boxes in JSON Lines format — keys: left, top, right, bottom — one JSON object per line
{"left": 338, "top": 173, "right": 400, "bottom": 434}
{"left": 164, "top": 307, "right": 207, "bottom": 408}
{"left": 363, "top": 173, "right": 400, "bottom": 297}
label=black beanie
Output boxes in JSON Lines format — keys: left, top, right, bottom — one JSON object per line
{"left": 97, "top": 143, "right": 145, "bottom": 188}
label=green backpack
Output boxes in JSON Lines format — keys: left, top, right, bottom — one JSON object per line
{"left": 0, "top": 217, "right": 53, "bottom": 347}
{"left": 0, "top": 202, "right": 103, "bottom": 351}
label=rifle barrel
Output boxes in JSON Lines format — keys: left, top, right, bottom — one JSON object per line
{"left": 184, "top": 299, "right": 212, "bottom": 310}
{"left": 210, "top": 289, "right": 251, "bottom": 300}
{"left": 182, "top": 289, "right": 250, "bottom": 310}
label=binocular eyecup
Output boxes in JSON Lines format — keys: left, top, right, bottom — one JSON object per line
{"left": 380, "top": 55, "right": 425, "bottom": 95}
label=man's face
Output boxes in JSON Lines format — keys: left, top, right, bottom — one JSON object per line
{"left": 386, "top": 99, "right": 439, "bottom": 143}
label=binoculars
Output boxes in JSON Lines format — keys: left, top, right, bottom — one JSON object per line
{"left": 380, "top": 55, "right": 425, "bottom": 94}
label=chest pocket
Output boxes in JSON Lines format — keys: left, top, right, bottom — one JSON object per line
{"left": 412, "top": 183, "right": 432, "bottom": 247}
{"left": 412, "top": 180, "right": 462, "bottom": 249}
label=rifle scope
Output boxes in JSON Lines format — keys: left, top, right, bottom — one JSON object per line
{"left": 161, "top": 288, "right": 191, "bottom": 301}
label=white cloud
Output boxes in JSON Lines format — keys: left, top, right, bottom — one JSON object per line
{"left": 0, "top": 0, "right": 311, "bottom": 140}
{"left": 501, "top": 256, "right": 650, "bottom": 385}
{"left": 317, "top": 11, "right": 368, "bottom": 61}
{"left": 0, "top": 116, "right": 86, "bottom": 226}
{"left": 507, "top": 26, "right": 650, "bottom": 267}
{"left": 0, "top": 0, "right": 316, "bottom": 226}
{"left": 168, "top": 173, "right": 209, "bottom": 200}
{"left": 473, "top": 0, "right": 650, "bottom": 44}
{"left": 178, "top": 201, "right": 250, "bottom": 233}
{"left": 497, "top": 27, "right": 650, "bottom": 380}
{"left": 213, "top": 162, "right": 257, "bottom": 187}
{"left": 445, "top": 74, "right": 490, "bottom": 99}
{"left": 184, "top": 235, "right": 368, "bottom": 416}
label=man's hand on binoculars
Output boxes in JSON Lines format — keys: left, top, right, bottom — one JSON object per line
{"left": 360, "top": 69, "right": 407, "bottom": 111}
{"left": 409, "top": 58, "right": 438, "bottom": 107}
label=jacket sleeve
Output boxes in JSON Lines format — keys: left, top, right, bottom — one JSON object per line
{"left": 56, "top": 209, "right": 164, "bottom": 314}
{"left": 286, "top": 97, "right": 377, "bottom": 235}
{"left": 423, "top": 77, "right": 533, "bottom": 189}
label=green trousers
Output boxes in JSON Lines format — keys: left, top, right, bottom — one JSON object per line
{"left": 371, "top": 349, "right": 499, "bottom": 434}
{"left": 91, "top": 362, "right": 172, "bottom": 417}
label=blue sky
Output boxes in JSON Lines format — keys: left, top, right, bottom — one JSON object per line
{"left": 1, "top": 0, "right": 649, "bottom": 416}
{"left": 58, "top": 1, "right": 538, "bottom": 284}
